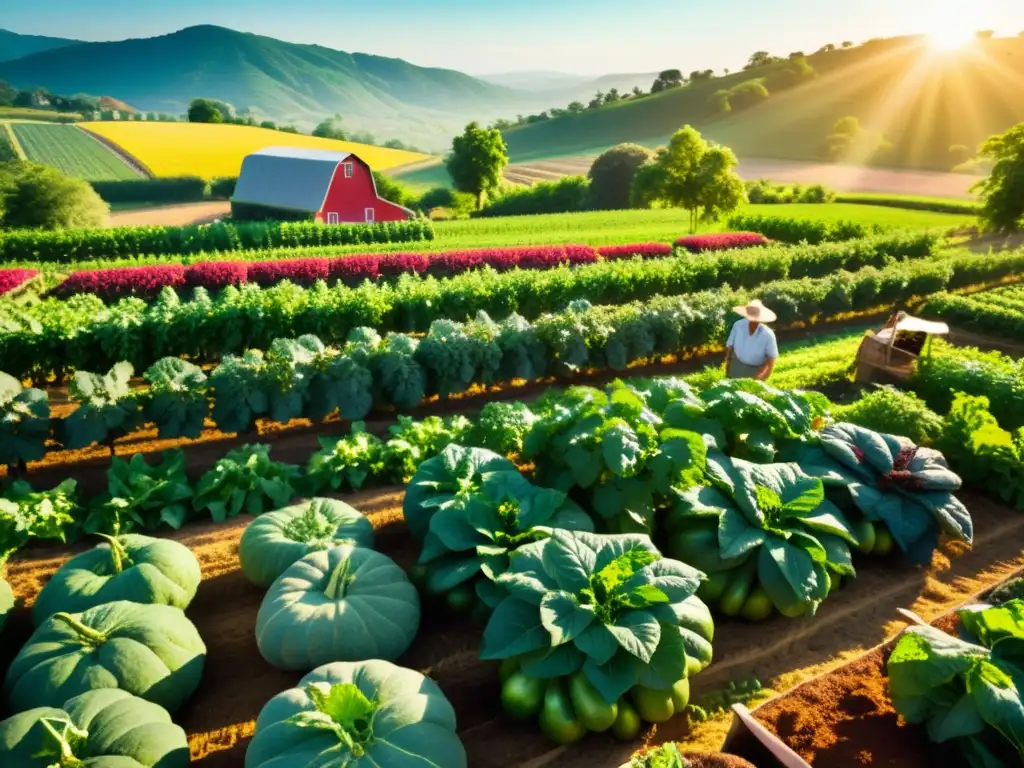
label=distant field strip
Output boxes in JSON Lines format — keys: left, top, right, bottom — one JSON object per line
{"left": 82, "top": 122, "right": 431, "bottom": 179}
{"left": 11, "top": 123, "right": 141, "bottom": 181}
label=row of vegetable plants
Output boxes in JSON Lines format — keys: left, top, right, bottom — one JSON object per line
{"left": 0, "top": 374, "right": 978, "bottom": 760}
{"left": 32, "top": 231, "right": 913, "bottom": 304}
{"left": 50, "top": 242, "right": 674, "bottom": 302}
{"left": 726, "top": 213, "right": 887, "bottom": 245}
{"left": 0, "top": 232, "right": 954, "bottom": 381}
{"left": 0, "top": 257, "right": 988, "bottom": 462}
{"left": 921, "top": 284, "right": 1024, "bottom": 342}
{"left": 0, "top": 269, "right": 38, "bottom": 297}
{"left": 0, "top": 218, "right": 436, "bottom": 264}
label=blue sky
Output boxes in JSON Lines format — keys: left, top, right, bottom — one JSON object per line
{"left": 4, "top": 0, "right": 1024, "bottom": 75}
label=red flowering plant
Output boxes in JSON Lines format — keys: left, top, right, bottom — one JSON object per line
{"left": 674, "top": 233, "right": 769, "bottom": 253}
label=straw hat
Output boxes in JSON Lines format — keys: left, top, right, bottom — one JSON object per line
{"left": 733, "top": 299, "right": 777, "bottom": 324}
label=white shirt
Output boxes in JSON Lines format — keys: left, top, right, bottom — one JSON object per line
{"left": 726, "top": 319, "right": 779, "bottom": 366}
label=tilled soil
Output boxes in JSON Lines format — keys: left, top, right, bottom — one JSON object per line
{"left": 2, "top": 489, "right": 1022, "bottom": 767}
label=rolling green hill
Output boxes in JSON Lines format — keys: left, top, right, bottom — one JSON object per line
{"left": 0, "top": 29, "right": 80, "bottom": 63}
{"left": 501, "top": 35, "right": 1024, "bottom": 171}
{"left": 0, "top": 25, "right": 523, "bottom": 149}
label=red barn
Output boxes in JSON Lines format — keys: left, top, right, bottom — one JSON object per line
{"left": 231, "top": 146, "right": 414, "bottom": 224}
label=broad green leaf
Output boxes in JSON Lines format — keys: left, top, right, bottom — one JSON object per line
{"left": 480, "top": 597, "right": 551, "bottom": 660}
{"left": 622, "top": 557, "right": 704, "bottom": 604}
{"left": 543, "top": 529, "right": 597, "bottom": 593}
{"left": 607, "top": 610, "right": 661, "bottom": 663}
{"left": 539, "top": 591, "right": 596, "bottom": 646}
{"left": 425, "top": 558, "right": 482, "bottom": 593}
{"left": 927, "top": 692, "right": 986, "bottom": 743}
{"left": 718, "top": 506, "right": 766, "bottom": 561}
{"left": 637, "top": 623, "right": 690, "bottom": 691}
{"left": 519, "top": 644, "right": 586, "bottom": 679}
{"left": 582, "top": 652, "right": 642, "bottom": 704}
{"left": 574, "top": 622, "right": 620, "bottom": 665}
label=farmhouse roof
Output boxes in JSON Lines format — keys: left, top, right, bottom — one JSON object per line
{"left": 232, "top": 146, "right": 353, "bottom": 212}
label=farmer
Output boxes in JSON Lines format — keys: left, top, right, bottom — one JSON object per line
{"left": 723, "top": 299, "right": 779, "bottom": 380}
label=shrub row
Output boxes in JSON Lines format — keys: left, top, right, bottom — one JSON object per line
{"left": 0, "top": 218, "right": 435, "bottom": 264}
{"left": 89, "top": 177, "right": 208, "bottom": 205}
{"left": 727, "top": 213, "right": 884, "bottom": 244}
{"left": 920, "top": 289, "right": 1024, "bottom": 345}
{"left": 50, "top": 243, "right": 674, "bottom": 301}
{"left": 0, "top": 268, "right": 38, "bottom": 296}
{"left": 675, "top": 233, "right": 769, "bottom": 252}
{"left": 0, "top": 234, "right": 994, "bottom": 383}
{"left": 834, "top": 195, "right": 981, "bottom": 215}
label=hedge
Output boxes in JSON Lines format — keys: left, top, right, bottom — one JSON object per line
{"left": 89, "top": 177, "right": 207, "bottom": 205}
{"left": 834, "top": 195, "right": 981, "bottom": 215}
{"left": 727, "top": 213, "right": 883, "bottom": 244}
{"left": 0, "top": 218, "right": 436, "bottom": 264}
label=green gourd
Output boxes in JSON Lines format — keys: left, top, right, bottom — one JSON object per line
{"left": 245, "top": 660, "right": 466, "bottom": 768}
{"left": 0, "top": 688, "right": 189, "bottom": 767}
{"left": 239, "top": 498, "right": 375, "bottom": 588}
{"left": 255, "top": 545, "right": 419, "bottom": 670}
{"left": 4, "top": 600, "right": 206, "bottom": 715}
{"left": 31, "top": 534, "right": 201, "bottom": 626}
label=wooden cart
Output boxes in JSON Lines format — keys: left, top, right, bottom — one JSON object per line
{"left": 853, "top": 311, "right": 950, "bottom": 384}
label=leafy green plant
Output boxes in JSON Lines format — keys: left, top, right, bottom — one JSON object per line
{"left": 85, "top": 450, "right": 194, "bottom": 533}
{"left": 481, "top": 531, "right": 713, "bottom": 728}
{"left": 668, "top": 451, "right": 857, "bottom": 619}
{"left": 936, "top": 393, "right": 1024, "bottom": 510}
{"left": 193, "top": 444, "right": 299, "bottom": 521}
{"left": 208, "top": 350, "right": 270, "bottom": 434}
{"left": 416, "top": 318, "right": 501, "bottom": 399}
{"left": 0, "top": 371, "right": 50, "bottom": 474}
{"left": 630, "top": 743, "right": 689, "bottom": 768}
{"left": 57, "top": 362, "right": 141, "bottom": 452}
{"left": 663, "top": 379, "right": 830, "bottom": 462}
{"left": 471, "top": 400, "right": 537, "bottom": 457}
{"left": 525, "top": 383, "right": 707, "bottom": 533}
{"left": 888, "top": 600, "right": 1024, "bottom": 767}
{"left": 788, "top": 423, "right": 973, "bottom": 564}
{"left": 0, "top": 479, "right": 79, "bottom": 559}
{"left": 383, "top": 415, "right": 473, "bottom": 484}
{"left": 142, "top": 358, "right": 209, "bottom": 439}
{"left": 416, "top": 467, "right": 594, "bottom": 613}
{"left": 373, "top": 334, "right": 426, "bottom": 410}
{"left": 837, "top": 386, "right": 945, "bottom": 447}
{"left": 304, "top": 422, "right": 385, "bottom": 494}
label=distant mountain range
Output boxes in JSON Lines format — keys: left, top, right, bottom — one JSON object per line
{"left": 0, "top": 28, "right": 81, "bottom": 62}
{"left": 0, "top": 26, "right": 658, "bottom": 150}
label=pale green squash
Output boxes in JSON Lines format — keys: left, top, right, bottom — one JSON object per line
{"left": 245, "top": 660, "right": 466, "bottom": 768}
{"left": 255, "top": 545, "right": 419, "bottom": 670}
{"left": 0, "top": 688, "right": 189, "bottom": 767}
{"left": 32, "top": 533, "right": 202, "bottom": 625}
{"left": 4, "top": 600, "right": 206, "bottom": 714}
{"left": 239, "top": 498, "right": 375, "bottom": 588}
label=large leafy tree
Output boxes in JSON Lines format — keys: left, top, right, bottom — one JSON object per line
{"left": 588, "top": 143, "right": 653, "bottom": 210}
{"left": 973, "top": 123, "right": 1024, "bottom": 233}
{"left": 313, "top": 114, "right": 347, "bottom": 141}
{"left": 187, "top": 98, "right": 223, "bottom": 124}
{"left": 651, "top": 69, "right": 684, "bottom": 93}
{"left": 628, "top": 125, "right": 746, "bottom": 233}
{"left": 445, "top": 122, "right": 508, "bottom": 209}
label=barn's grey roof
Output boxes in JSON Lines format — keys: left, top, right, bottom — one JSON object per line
{"left": 231, "top": 146, "right": 352, "bottom": 212}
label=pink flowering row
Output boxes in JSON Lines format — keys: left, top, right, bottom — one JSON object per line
{"left": 51, "top": 243, "right": 676, "bottom": 301}
{"left": 675, "top": 232, "right": 770, "bottom": 253}
{"left": 0, "top": 269, "right": 39, "bottom": 296}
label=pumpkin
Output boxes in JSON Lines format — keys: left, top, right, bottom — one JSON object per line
{"left": 32, "top": 534, "right": 202, "bottom": 626}
{"left": 255, "top": 545, "right": 419, "bottom": 670}
{"left": 0, "top": 688, "right": 190, "bottom": 767}
{"left": 239, "top": 498, "right": 375, "bottom": 588}
{"left": 0, "top": 577, "right": 13, "bottom": 634}
{"left": 245, "top": 659, "right": 466, "bottom": 768}
{"left": 4, "top": 600, "right": 206, "bottom": 715}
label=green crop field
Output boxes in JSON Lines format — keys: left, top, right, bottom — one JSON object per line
{"left": 9, "top": 123, "right": 141, "bottom": 181}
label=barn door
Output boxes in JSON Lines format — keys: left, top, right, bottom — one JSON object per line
{"left": 365, "top": 207, "right": 375, "bottom": 224}
{"left": 327, "top": 212, "right": 339, "bottom": 225}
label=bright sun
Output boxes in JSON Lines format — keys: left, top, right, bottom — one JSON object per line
{"left": 927, "top": 25, "right": 976, "bottom": 51}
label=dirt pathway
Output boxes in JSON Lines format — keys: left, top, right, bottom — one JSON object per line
{"left": 2, "top": 489, "right": 1021, "bottom": 767}
{"left": 108, "top": 201, "right": 230, "bottom": 228}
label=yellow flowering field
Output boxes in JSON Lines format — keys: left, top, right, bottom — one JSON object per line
{"left": 80, "top": 122, "right": 430, "bottom": 179}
